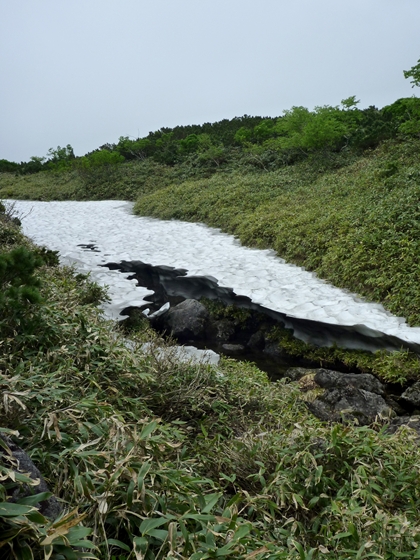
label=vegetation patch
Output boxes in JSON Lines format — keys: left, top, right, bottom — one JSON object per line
{"left": 266, "top": 325, "right": 420, "bottom": 385}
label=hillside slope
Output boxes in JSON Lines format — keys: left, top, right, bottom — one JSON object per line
{"left": 134, "top": 139, "right": 420, "bottom": 326}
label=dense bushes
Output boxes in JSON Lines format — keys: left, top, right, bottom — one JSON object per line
{"left": 3, "top": 93, "right": 420, "bottom": 182}
{"left": 0, "top": 246, "right": 43, "bottom": 339}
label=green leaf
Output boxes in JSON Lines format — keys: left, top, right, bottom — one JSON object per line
{"left": 178, "top": 519, "right": 189, "bottom": 542}
{"left": 190, "top": 552, "right": 210, "bottom": 560}
{"left": 308, "top": 496, "right": 320, "bottom": 508}
{"left": 139, "top": 421, "right": 158, "bottom": 440}
{"left": 0, "top": 502, "right": 37, "bottom": 517}
{"left": 333, "top": 531, "right": 352, "bottom": 540}
{"left": 314, "top": 465, "right": 323, "bottom": 484}
{"left": 202, "top": 493, "right": 222, "bottom": 514}
{"left": 17, "top": 492, "right": 53, "bottom": 506}
{"left": 133, "top": 536, "right": 148, "bottom": 556}
{"left": 137, "top": 461, "right": 151, "bottom": 490}
{"left": 292, "top": 540, "right": 305, "bottom": 560}
{"left": 106, "top": 539, "right": 131, "bottom": 552}
{"left": 231, "top": 524, "right": 251, "bottom": 541}
{"left": 70, "top": 540, "right": 96, "bottom": 549}
{"left": 147, "top": 529, "right": 168, "bottom": 541}
{"left": 140, "top": 517, "right": 168, "bottom": 535}
{"left": 52, "top": 545, "right": 79, "bottom": 560}
{"left": 14, "top": 542, "right": 34, "bottom": 560}
{"left": 215, "top": 541, "right": 236, "bottom": 556}
{"left": 126, "top": 479, "right": 135, "bottom": 508}
{"left": 67, "top": 526, "right": 92, "bottom": 542}
{"left": 27, "top": 510, "right": 48, "bottom": 524}
{"left": 180, "top": 513, "right": 216, "bottom": 522}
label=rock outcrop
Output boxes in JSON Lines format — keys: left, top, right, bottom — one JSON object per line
{"left": 401, "top": 382, "right": 420, "bottom": 408}
{"left": 0, "top": 435, "right": 62, "bottom": 519}
{"left": 165, "top": 299, "right": 210, "bottom": 341}
{"left": 306, "top": 385, "right": 392, "bottom": 425}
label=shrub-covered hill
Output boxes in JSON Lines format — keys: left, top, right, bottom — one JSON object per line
{"left": 3, "top": 198, "right": 420, "bottom": 558}
{"left": 134, "top": 138, "right": 420, "bottom": 327}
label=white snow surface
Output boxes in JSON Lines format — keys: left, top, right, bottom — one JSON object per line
{"left": 9, "top": 199, "right": 420, "bottom": 346}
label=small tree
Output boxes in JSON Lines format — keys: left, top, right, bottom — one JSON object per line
{"left": 403, "top": 58, "right": 420, "bottom": 88}
{"left": 0, "top": 247, "right": 44, "bottom": 339}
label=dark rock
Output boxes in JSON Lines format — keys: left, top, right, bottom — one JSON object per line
{"left": 307, "top": 386, "right": 392, "bottom": 425}
{"left": 165, "top": 299, "right": 209, "bottom": 340}
{"left": 247, "top": 330, "right": 265, "bottom": 351}
{"left": 384, "top": 395, "right": 408, "bottom": 416}
{"left": 263, "top": 341, "right": 289, "bottom": 359}
{"left": 401, "top": 382, "right": 420, "bottom": 407}
{"left": 0, "top": 435, "right": 62, "bottom": 519}
{"left": 213, "top": 319, "right": 235, "bottom": 341}
{"left": 314, "top": 369, "right": 385, "bottom": 395}
{"left": 386, "top": 415, "right": 420, "bottom": 438}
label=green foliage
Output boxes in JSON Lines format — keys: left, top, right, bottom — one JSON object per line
{"left": 234, "top": 126, "right": 252, "bottom": 144}
{"left": 0, "top": 159, "right": 20, "bottom": 173}
{"left": 74, "top": 272, "right": 109, "bottom": 305}
{"left": 79, "top": 150, "right": 125, "bottom": 169}
{"left": 382, "top": 97, "right": 420, "bottom": 138}
{"left": 0, "top": 168, "right": 82, "bottom": 200}
{"left": 179, "top": 133, "right": 200, "bottom": 154}
{"left": 0, "top": 201, "right": 26, "bottom": 246}
{"left": 75, "top": 149, "right": 126, "bottom": 192}
{"left": 116, "top": 136, "right": 153, "bottom": 160}
{"left": 0, "top": 484, "right": 97, "bottom": 560}
{"left": 341, "top": 95, "right": 360, "bottom": 110}
{"left": 0, "top": 246, "right": 44, "bottom": 339}
{"left": 403, "top": 58, "right": 420, "bottom": 88}
{"left": 46, "top": 144, "right": 75, "bottom": 172}
{"left": 200, "top": 297, "right": 252, "bottom": 326}
{"left": 20, "top": 156, "right": 47, "bottom": 175}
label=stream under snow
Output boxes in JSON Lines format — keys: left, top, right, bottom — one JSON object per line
{"left": 9, "top": 199, "right": 420, "bottom": 353}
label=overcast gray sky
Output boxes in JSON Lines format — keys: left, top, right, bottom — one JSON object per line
{"left": 1, "top": 0, "right": 419, "bottom": 163}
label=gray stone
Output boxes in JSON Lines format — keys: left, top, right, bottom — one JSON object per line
{"left": 307, "top": 386, "right": 393, "bottom": 425}
{"left": 166, "top": 299, "right": 209, "bottom": 340}
{"left": 384, "top": 395, "right": 407, "bottom": 416}
{"left": 401, "top": 382, "right": 420, "bottom": 407}
{"left": 314, "top": 369, "right": 385, "bottom": 395}
{"left": 386, "top": 415, "right": 420, "bottom": 438}
{"left": 222, "top": 343, "right": 245, "bottom": 353}
{"left": 0, "top": 435, "right": 62, "bottom": 519}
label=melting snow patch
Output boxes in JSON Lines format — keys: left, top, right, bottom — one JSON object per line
{"left": 8, "top": 199, "right": 420, "bottom": 350}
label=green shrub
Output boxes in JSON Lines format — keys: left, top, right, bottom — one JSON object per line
{"left": 0, "top": 246, "right": 44, "bottom": 339}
